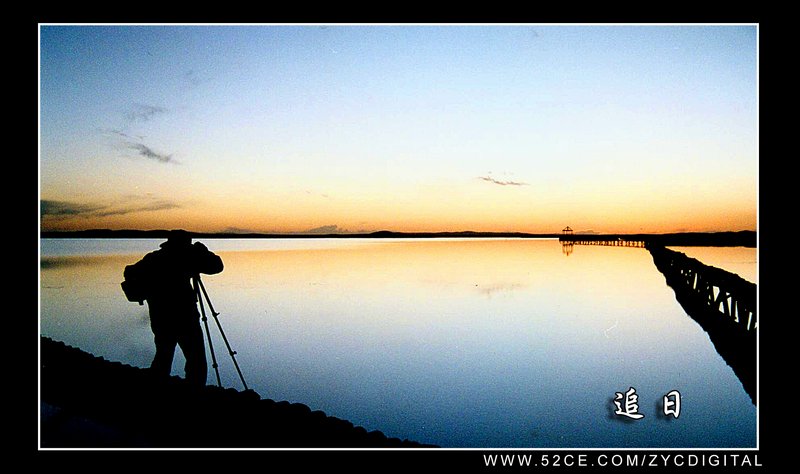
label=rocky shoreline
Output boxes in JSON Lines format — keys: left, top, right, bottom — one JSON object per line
{"left": 40, "top": 337, "right": 435, "bottom": 448}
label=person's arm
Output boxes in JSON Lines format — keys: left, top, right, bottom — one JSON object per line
{"left": 192, "top": 242, "right": 224, "bottom": 275}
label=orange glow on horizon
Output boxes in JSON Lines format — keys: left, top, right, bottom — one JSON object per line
{"left": 40, "top": 209, "right": 757, "bottom": 235}
{"left": 40, "top": 176, "right": 757, "bottom": 235}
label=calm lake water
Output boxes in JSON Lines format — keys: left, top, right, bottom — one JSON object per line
{"left": 39, "top": 238, "right": 757, "bottom": 448}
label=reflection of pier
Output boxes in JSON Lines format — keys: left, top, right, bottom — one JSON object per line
{"left": 648, "top": 245, "right": 756, "bottom": 405}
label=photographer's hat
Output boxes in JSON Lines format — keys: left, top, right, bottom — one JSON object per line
{"left": 160, "top": 229, "right": 192, "bottom": 248}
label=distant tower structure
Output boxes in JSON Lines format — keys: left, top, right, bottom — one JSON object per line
{"left": 561, "top": 226, "right": 574, "bottom": 255}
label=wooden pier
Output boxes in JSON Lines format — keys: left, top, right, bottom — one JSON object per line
{"left": 648, "top": 245, "right": 757, "bottom": 332}
{"left": 559, "top": 231, "right": 756, "bottom": 248}
{"left": 560, "top": 236, "right": 646, "bottom": 248}
{"left": 558, "top": 231, "right": 757, "bottom": 403}
{"left": 648, "top": 245, "right": 757, "bottom": 404}
{"left": 561, "top": 234, "right": 756, "bottom": 331}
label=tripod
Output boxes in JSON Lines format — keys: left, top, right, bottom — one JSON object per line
{"left": 193, "top": 274, "right": 248, "bottom": 390}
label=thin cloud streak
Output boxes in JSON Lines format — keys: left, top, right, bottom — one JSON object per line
{"left": 127, "top": 142, "right": 175, "bottom": 163}
{"left": 93, "top": 201, "right": 180, "bottom": 217}
{"left": 101, "top": 128, "right": 146, "bottom": 142}
{"left": 41, "top": 199, "right": 180, "bottom": 219}
{"left": 478, "top": 176, "right": 529, "bottom": 186}
{"left": 41, "top": 200, "right": 104, "bottom": 217}
{"left": 111, "top": 103, "right": 177, "bottom": 164}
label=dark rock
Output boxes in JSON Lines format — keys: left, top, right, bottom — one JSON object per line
{"left": 39, "top": 336, "right": 437, "bottom": 448}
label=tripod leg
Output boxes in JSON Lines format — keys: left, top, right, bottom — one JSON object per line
{"left": 194, "top": 277, "right": 221, "bottom": 387}
{"left": 196, "top": 277, "right": 249, "bottom": 391}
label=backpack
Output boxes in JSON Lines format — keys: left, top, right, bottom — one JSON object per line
{"left": 122, "top": 260, "right": 150, "bottom": 305}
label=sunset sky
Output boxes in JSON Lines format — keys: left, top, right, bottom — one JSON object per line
{"left": 39, "top": 24, "right": 757, "bottom": 234}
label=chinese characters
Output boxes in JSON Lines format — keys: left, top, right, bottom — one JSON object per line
{"left": 663, "top": 390, "right": 681, "bottom": 418}
{"left": 614, "top": 387, "right": 644, "bottom": 419}
{"left": 613, "top": 387, "right": 681, "bottom": 419}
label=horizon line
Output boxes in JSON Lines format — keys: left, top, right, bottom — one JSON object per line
{"left": 40, "top": 228, "right": 758, "bottom": 237}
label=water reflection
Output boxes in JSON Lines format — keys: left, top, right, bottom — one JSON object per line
{"left": 666, "top": 246, "right": 757, "bottom": 284}
{"left": 649, "top": 246, "right": 757, "bottom": 405}
{"left": 40, "top": 239, "right": 756, "bottom": 447}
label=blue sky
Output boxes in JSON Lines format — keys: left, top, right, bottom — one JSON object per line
{"left": 39, "top": 24, "right": 757, "bottom": 233}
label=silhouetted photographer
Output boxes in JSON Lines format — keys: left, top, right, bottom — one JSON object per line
{"left": 123, "top": 230, "right": 223, "bottom": 386}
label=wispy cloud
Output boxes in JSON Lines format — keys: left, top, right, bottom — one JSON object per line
{"left": 41, "top": 199, "right": 180, "bottom": 219}
{"left": 125, "top": 103, "right": 168, "bottom": 122}
{"left": 478, "top": 176, "right": 529, "bottom": 186}
{"left": 127, "top": 142, "right": 175, "bottom": 163}
{"left": 101, "top": 104, "right": 177, "bottom": 165}
{"left": 99, "top": 128, "right": 146, "bottom": 142}
{"left": 41, "top": 200, "right": 104, "bottom": 217}
{"left": 93, "top": 200, "right": 180, "bottom": 217}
